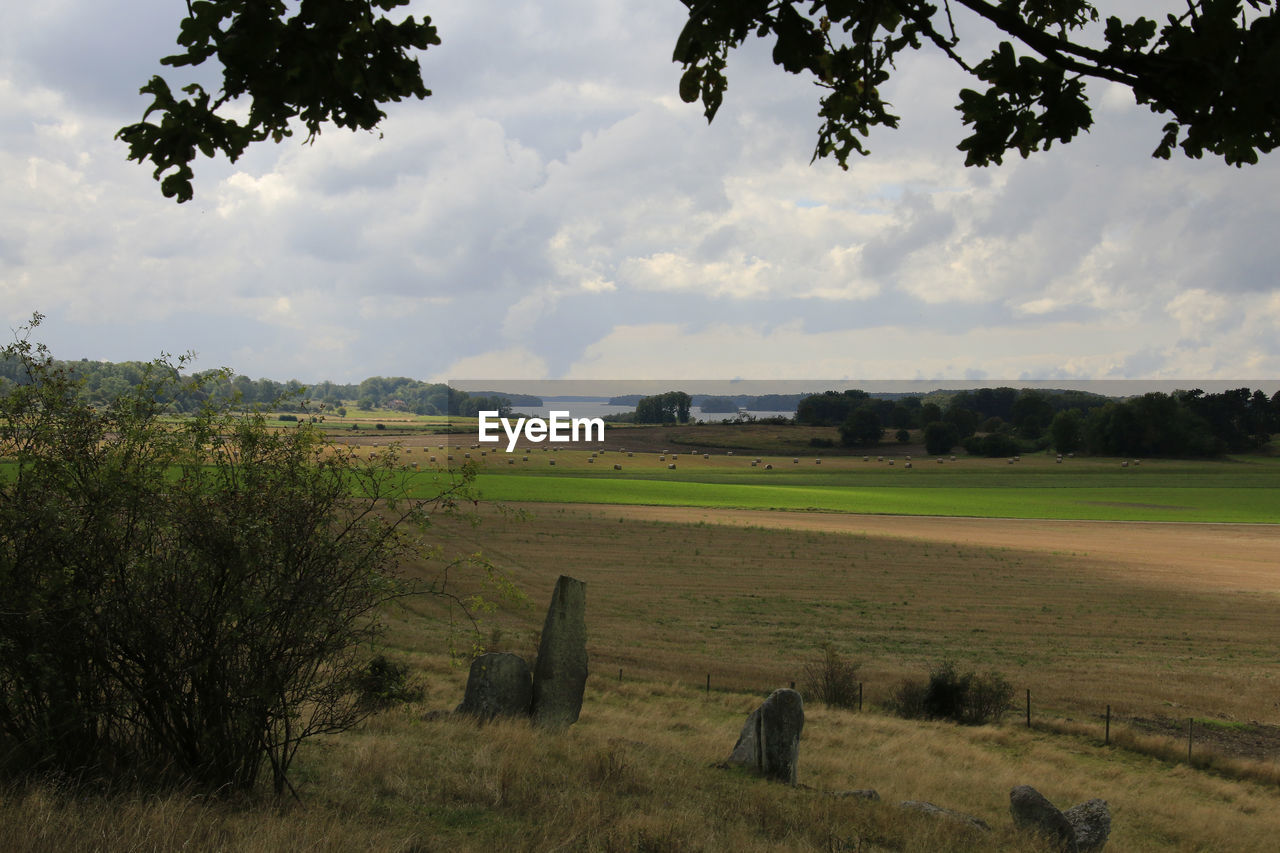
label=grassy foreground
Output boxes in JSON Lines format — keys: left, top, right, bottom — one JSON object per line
{"left": 10, "top": 673, "right": 1280, "bottom": 852}
{"left": 9, "top": 496, "right": 1280, "bottom": 849}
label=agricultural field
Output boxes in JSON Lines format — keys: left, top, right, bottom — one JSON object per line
{"left": 327, "top": 424, "right": 1280, "bottom": 523}
{"left": 14, "top": 421, "right": 1278, "bottom": 851}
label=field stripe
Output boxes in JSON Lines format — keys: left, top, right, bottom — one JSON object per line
{"left": 471, "top": 473, "right": 1280, "bottom": 523}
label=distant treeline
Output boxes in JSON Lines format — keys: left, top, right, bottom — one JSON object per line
{"left": 610, "top": 393, "right": 826, "bottom": 412}
{"left": 795, "top": 387, "right": 1280, "bottom": 456}
{"left": 0, "top": 357, "right": 512, "bottom": 417}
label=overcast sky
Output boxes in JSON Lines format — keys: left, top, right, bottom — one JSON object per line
{"left": 2, "top": 1, "right": 1277, "bottom": 385}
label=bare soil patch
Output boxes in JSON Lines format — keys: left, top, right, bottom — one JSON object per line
{"left": 1125, "top": 715, "right": 1280, "bottom": 761}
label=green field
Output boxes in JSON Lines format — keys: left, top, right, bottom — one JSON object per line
{"left": 470, "top": 475, "right": 1276, "bottom": 521}
{"left": 437, "top": 452, "right": 1280, "bottom": 522}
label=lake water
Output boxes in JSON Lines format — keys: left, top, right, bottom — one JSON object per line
{"left": 509, "top": 402, "right": 793, "bottom": 422}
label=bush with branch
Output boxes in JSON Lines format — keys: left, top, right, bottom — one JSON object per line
{"left": 0, "top": 315, "right": 508, "bottom": 796}
{"left": 800, "top": 645, "right": 861, "bottom": 710}
{"left": 888, "top": 661, "right": 1013, "bottom": 726}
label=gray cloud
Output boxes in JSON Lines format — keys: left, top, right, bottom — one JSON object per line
{"left": 0, "top": 0, "right": 1277, "bottom": 381}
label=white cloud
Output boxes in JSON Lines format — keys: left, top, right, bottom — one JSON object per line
{"left": 0, "top": 0, "right": 1277, "bottom": 383}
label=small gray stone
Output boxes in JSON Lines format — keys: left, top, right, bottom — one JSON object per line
{"left": 455, "top": 652, "right": 532, "bottom": 721}
{"left": 531, "top": 575, "right": 588, "bottom": 730}
{"left": 1064, "top": 799, "right": 1110, "bottom": 853}
{"left": 1010, "top": 785, "right": 1075, "bottom": 850}
{"left": 727, "top": 688, "right": 805, "bottom": 784}
{"left": 826, "top": 789, "right": 881, "bottom": 801}
{"left": 899, "top": 801, "right": 991, "bottom": 831}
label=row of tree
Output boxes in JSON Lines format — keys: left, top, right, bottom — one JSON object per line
{"left": 798, "top": 387, "right": 1280, "bottom": 457}
{"left": 0, "top": 357, "right": 511, "bottom": 418}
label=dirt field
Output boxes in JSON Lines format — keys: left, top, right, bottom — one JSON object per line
{"left": 554, "top": 504, "right": 1280, "bottom": 594}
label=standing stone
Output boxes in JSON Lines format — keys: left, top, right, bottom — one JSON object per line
{"left": 455, "top": 652, "right": 533, "bottom": 721}
{"left": 727, "top": 688, "right": 804, "bottom": 784}
{"left": 1064, "top": 799, "right": 1111, "bottom": 853}
{"left": 1010, "top": 785, "right": 1076, "bottom": 850}
{"left": 531, "top": 575, "right": 588, "bottom": 729}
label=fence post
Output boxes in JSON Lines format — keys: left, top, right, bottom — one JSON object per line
{"left": 858, "top": 682, "right": 863, "bottom": 712}
{"left": 1026, "top": 689, "right": 1031, "bottom": 728}
{"left": 706, "top": 673, "right": 710, "bottom": 695}
{"left": 618, "top": 668, "right": 622, "bottom": 681}
{"left": 1188, "top": 717, "right": 1194, "bottom": 763}
{"left": 1105, "top": 705, "right": 1110, "bottom": 745}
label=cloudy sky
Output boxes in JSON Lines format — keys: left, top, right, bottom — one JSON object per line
{"left": 2, "top": 1, "right": 1277, "bottom": 385}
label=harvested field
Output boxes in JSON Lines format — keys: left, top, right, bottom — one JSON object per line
{"left": 410, "top": 503, "right": 1280, "bottom": 737}
{"left": 555, "top": 504, "right": 1280, "bottom": 593}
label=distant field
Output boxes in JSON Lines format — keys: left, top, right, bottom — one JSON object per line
{"left": 469, "top": 476, "right": 1278, "bottom": 522}
{"left": 408, "top": 449, "right": 1280, "bottom": 522}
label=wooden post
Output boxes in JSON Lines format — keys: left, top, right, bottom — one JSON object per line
{"left": 1188, "top": 717, "right": 1194, "bottom": 762}
{"left": 706, "top": 673, "right": 710, "bottom": 694}
{"left": 618, "top": 667, "right": 622, "bottom": 681}
{"left": 1105, "top": 705, "right": 1111, "bottom": 745}
{"left": 858, "top": 682, "right": 863, "bottom": 712}
{"left": 790, "top": 680, "right": 795, "bottom": 690}
{"left": 1026, "top": 689, "right": 1031, "bottom": 728}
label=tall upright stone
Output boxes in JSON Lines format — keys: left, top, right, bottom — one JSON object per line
{"left": 455, "top": 652, "right": 533, "bottom": 721}
{"left": 727, "top": 688, "right": 805, "bottom": 784}
{"left": 531, "top": 575, "right": 588, "bottom": 729}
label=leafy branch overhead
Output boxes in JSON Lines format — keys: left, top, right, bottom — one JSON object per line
{"left": 673, "top": 0, "right": 1280, "bottom": 167}
{"left": 120, "top": 1, "right": 1278, "bottom": 202}
{"left": 116, "top": 0, "right": 439, "bottom": 203}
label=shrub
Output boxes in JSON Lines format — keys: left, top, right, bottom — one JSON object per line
{"left": 962, "top": 432, "right": 1021, "bottom": 457}
{"left": 895, "top": 428, "right": 911, "bottom": 443}
{"left": 923, "top": 421, "right": 959, "bottom": 455}
{"left": 800, "top": 645, "right": 861, "bottom": 709}
{"left": 888, "top": 661, "right": 1013, "bottom": 725}
{"left": 278, "top": 413, "right": 297, "bottom": 422}
{"left": 0, "top": 316, "right": 502, "bottom": 796}
{"left": 355, "top": 655, "right": 424, "bottom": 711}
{"left": 889, "top": 679, "right": 929, "bottom": 719}
{"left": 375, "top": 423, "right": 386, "bottom": 430}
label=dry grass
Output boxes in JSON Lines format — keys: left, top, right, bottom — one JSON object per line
{"left": 11, "top": 675, "right": 1280, "bottom": 851}
{"left": 7, "top": 503, "right": 1280, "bottom": 850}
{"left": 409, "top": 504, "right": 1280, "bottom": 727}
